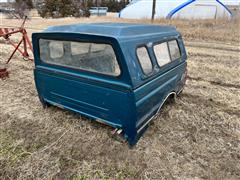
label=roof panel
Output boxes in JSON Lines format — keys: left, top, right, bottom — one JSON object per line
{"left": 44, "top": 23, "right": 177, "bottom": 39}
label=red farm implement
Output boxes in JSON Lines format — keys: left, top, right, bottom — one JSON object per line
{"left": 0, "top": 16, "right": 33, "bottom": 79}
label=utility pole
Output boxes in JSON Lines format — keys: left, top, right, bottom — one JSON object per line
{"left": 95, "top": 0, "right": 99, "bottom": 16}
{"left": 151, "top": 0, "right": 156, "bottom": 22}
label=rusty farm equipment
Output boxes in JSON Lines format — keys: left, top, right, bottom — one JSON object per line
{"left": 0, "top": 16, "right": 33, "bottom": 79}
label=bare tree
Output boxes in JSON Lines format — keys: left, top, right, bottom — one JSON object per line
{"left": 14, "top": 0, "right": 33, "bottom": 19}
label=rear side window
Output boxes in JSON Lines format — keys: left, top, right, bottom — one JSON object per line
{"left": 168, "top": 40, "right": 181, "bottom": 60}
{"left": 136, "top": 47, "right": 153, "bottom": 75}
{"left": 39, "top": 39, "right": 121, "bottom": 76}
{"left": 153, "top": 42, "right": 171, "bottom": 67}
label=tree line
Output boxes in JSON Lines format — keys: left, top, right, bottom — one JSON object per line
{"left": 12, "top": 0, "right": 129, "bottom": 18}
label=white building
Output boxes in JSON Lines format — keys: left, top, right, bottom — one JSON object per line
{"left": 119, "top": 0, "right": 235, "bottom": 19}
{"left": 220, "top": 0, "right": 240, "bottom": 6}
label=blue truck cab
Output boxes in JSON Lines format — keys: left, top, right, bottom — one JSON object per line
{"left": 32, "top": 23, "right": 187, "bottom": 146}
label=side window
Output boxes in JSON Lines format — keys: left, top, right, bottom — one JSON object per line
{"left": 39, "top": 39, "right": 121, "bottom": 76}
{"left": 136, "top": 47, "right": 153, "bottom": 75}
{"left": 153, "top": 42, "right": 171, "bottom": 67}
{"left": 168, "top": 40, "right": 181, "bottom": 61}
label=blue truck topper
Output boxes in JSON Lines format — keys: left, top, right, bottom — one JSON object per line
{"left": 33, "top": 23, "right": 187, "bottom": 146}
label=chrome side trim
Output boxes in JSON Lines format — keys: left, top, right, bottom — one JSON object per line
{"left": 177, "top": 87, "right": 184, "bottom": 95}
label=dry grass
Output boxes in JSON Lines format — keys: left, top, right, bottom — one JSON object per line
{"left": 1, "top": 16, "right": 240, "bottom": 43}
{"left": 0, "top": 16, "right": 240, "bottom": 180}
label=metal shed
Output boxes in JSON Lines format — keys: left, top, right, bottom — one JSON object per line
{"left": 119, "top": 0, "right": 232, "bottom": 19}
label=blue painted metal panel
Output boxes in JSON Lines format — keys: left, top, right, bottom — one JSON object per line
{"left": 44, "top": 23, "right": 177, "bottom": 40}
{"left": 134, "top": 62, "right": 187, "bottom": 129}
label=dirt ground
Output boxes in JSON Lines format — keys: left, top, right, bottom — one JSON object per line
{"left": 0, "top": 16, "right": 240, "bottom": 180}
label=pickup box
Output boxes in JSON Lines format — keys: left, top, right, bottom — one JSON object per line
{"left": 32, "top": 23, "right": 187, "bottom": 146}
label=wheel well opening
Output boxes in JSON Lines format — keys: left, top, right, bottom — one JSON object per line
{"left": 157, "top": 92, "right": 176, "bottom": 113}
{"left": 165, "top": 92, "right": 176, "bottom": 105}
{"left": 169, "top": 93, "right": 176, "bottom": 100}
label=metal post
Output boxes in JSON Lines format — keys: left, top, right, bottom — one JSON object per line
{"left": 151, "top": 0, "right": 156, "bottom": 22}
{"left": 6, "top": 38, "right": 23, "bottom": 64}
{"left": 96, "top": 0, "right": 99, "bottom": 16}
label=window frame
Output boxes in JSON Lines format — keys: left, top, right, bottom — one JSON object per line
{"left": 135, "top": 45, "right": 154, "bottom": 76}
{"left": 38, "top": 38, "right": 122, "bottom": 78}
{"left": 153, "top": 39, "right": 182, "bottom": 68}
